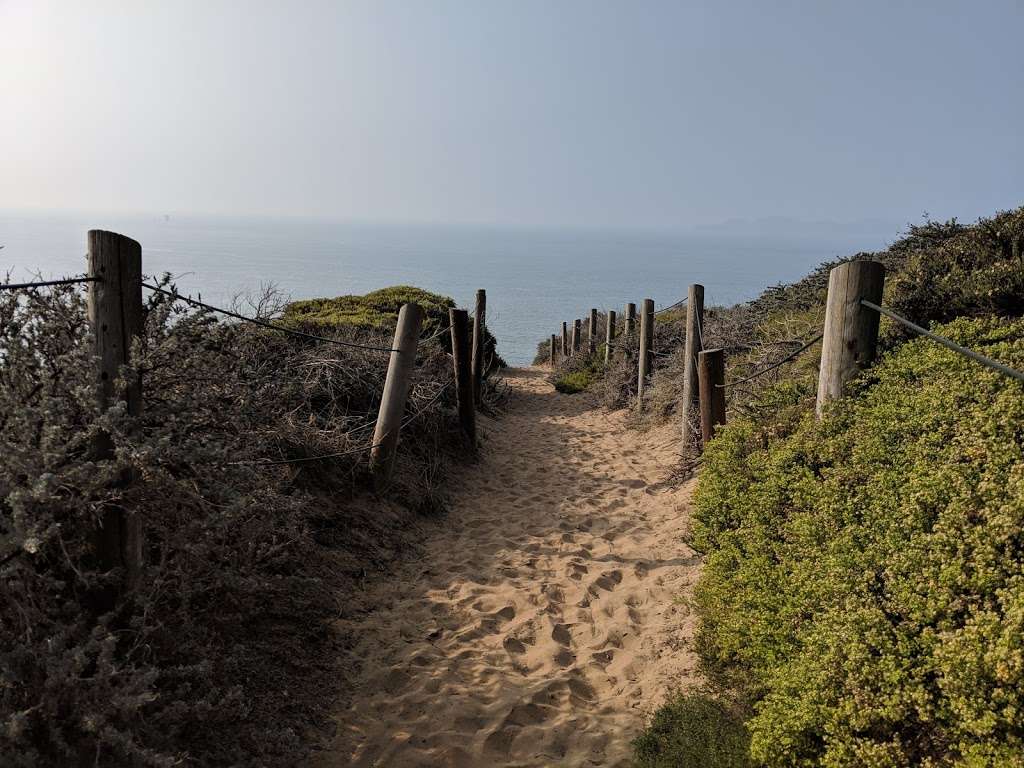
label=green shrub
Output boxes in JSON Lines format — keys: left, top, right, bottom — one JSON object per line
{"left": 284, "top": 285, "right": 505, "bottom": 370}
{"left": 554, "top": 369, "right": 596, "bottom": 393}
{"left": 886, "top": 209, "right": 1024, "bottom": 335}
{"left": 282, "top": 285, "right": 455, "bottom": 331}
{"left": 691, "top": 316, "right": 1024, "bottom": 767}
{"left": 634, "top": 693, "right": 753, "bottom": 767}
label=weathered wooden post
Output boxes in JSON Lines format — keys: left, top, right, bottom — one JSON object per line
{"left": 550, "top": 334, "right": 557, "bottom": 367}
{"left": 588, "top": 308, "right": 598, "bottom": 355}
{"left": 561, "top": 321, "right": 569, "bottom": 357}
{"left": 572, "top": 318, "right": 581, "bottom": 354}
{"left": 698, "top": 348, "right": 726, "bottom": 449}
{"left": 471, "top": 289, "right": 486, "bottom": 407}
{"left": 370, "top": 303, "right": 424, "bottom": 486}
{"left": 816, "top": 260, "right": 885, "bottom": 418}
{"left": 680, "top": 284, "right": 705, "bottom": 452}
{"left": 449, "top": 308, "right": 477, "bottom": 446}
{"left": 624, "top": 302, "right": 637, "bottom": 339}
{"left": 88, "top": 230, "right": 145, "bottom": 588}
{"left": 636, "top": 298, "right": 655, "bottom": 406}
{"left": 604, "top": 309, "right": 617, "bottom": 365}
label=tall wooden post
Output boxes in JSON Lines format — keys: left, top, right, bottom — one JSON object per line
{"left": 680, "top": 284, "right": 705, "bottom": 452}
{"left": 816, "top": 261, "right": 885, "bottom": 418}
{"left": 624, "top": 302, "right": 637, "bottom": 338}
{"left": 572, "top": 318, "right": 581, "bottom": 354}
{"left": 88, "top": 230, "right": 144, "bottom": 587}
{"left": 604, "top": 309, "right": 617, "bottom": 365}
{"left": 588, "top": 308, "right": 598, "bottom": 355}
{"left": 370, "top": 303, "right": 424, "bottom": 486}
{"left": 561, "top": 321, "right": 569, "bottom": 357}
{"left": 449, "top": 308, "right": 477, "bottom": 447}
{"left": 698, "top": 349, "right": 726, "bottom": 449}
{"left": 637, "top": 298, "right": 655, "bottom": 406}
{"left": 550, "top": 334, "right": 557, "bottom": 367}
{"left": 471, "top": 289, "right": 486, "bottom": 407}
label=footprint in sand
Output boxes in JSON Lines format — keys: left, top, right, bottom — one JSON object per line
{"left": 313, "top": 369, "right": 701, "bottom": 768}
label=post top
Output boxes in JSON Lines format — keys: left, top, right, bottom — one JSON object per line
{"left": 87, "top": 230, "right": 142, "bottom": 250}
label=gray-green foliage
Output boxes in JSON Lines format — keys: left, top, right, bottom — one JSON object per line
{"left": 0, "top": 282, "right": 468, "bottom": 766}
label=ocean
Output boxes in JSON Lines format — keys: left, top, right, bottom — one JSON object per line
{"left": 0, "top": 212, "right": 900, "bottom": 365}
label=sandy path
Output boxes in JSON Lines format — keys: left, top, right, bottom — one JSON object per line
{"left": 314, "top": 368, "right": 701, "bottom": 768}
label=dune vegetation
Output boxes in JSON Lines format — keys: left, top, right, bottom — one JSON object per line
{"left": 0, "top": 282, "right": 501, "bottom": 766}
{"left": 538, "top": 207, "right": 1024, "bottom": 766}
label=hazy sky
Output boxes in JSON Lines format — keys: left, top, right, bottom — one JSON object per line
{"left": 2, "top": 0, "right": 1021, "bottom": 228}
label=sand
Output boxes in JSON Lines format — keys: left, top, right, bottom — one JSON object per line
{"left": 313, "top": 368, "right": 701, "bottom": 768}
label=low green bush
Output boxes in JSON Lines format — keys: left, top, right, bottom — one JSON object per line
{"left": 554, "top": 369, "right": 596, "bottom": 393}
{"left": 886, "top": 209, "right": 1024, "bottom": 335}
{"left": 689, "top": 316, "right": 1024, "bottom": 767}
{"left": 285, "top": 285, "right": 505, "bottom": 370}
{"left": 634, "top": 693, "right": 752, "bottom": 768}
{"left": 282, "top": 285, "right": 455, "bottom": 331}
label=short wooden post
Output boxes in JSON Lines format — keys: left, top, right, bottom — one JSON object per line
{"left": 561, "top": 321, "right": 569, "bottom": 357}
{"left": 370, "top": 303, "right": 424, "bottom": 486}
{"left": 572, "top": 318, "right": 581, "bottom": 354}
{"left": 680, "top": 284, "right": 705, "bottom": 452}
{"left": 471, "top": 289, "right": 486, "bottom": 407}
{"left": 588, "top": 308, "right": 597, "bottom": 355}
{"left": 698, "top": 349, "right": 726, "bottom": 449}
{"left": 624, "top": 302, "right": 636, "bottom": 338}
{"left": 636, "top": 298, "right": 655, "bottom": 406}
{"left": 604, "top": 309, "right": 616, "bottom": 365}
{"left": 816, "top": 260, "right": 885, "bottom": 418}
{"left": 550, "top": 334, "right": 557, "bottom": 367}
{"left": 449, "top": 308, "right": 477, "bottom": 447}
{"left": 88, "top": 230, "right": 145, "bottom": 588}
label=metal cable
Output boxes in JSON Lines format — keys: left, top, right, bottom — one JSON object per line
{"left": 419, "top": 322, "right": 454, "bottom": 345}
{"left": 143, "top": 282, "right": 400, "bottom": 353}
{"left": 0, "top": 276, "right": 99, "bottom": 291}
{"left": 717, "top": 333, "right": 824, "bottom": 389}
{"left": 861, "top": 299, "right": 1024, "bottom": 383}
{"left": 654, "top": 296, "right": 688, "bottom": 315}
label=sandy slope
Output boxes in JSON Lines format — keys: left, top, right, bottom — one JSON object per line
{"left": 314, "top": 368, "right": 701, "bottom": 768}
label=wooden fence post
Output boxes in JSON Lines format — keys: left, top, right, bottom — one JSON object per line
{"left": 680, "top": 284, "right": 705, "bottom": 453}
{"left": 604, "top": 309, "right": 616, "bottom": 365}
{"left": 449, "top": 308, "right": 477, "bottom": 446}
{"left": 561, "top": 321, "right": 569, "bottom": 357}
{"left": 572, "top": 318, "right": 581, "bottom": 354}
{"left": 471, "top": 289, "right": 486, "bottom": 407}
{"left": 816, "top": 260, "right": 886, "bottom": 418}
{"left": 550, "top": 334, "right": 557, "bottom": 367}
{"left": 624, "top": 302, "right": 636, "bottom": 340}
{"left": 588, "top": 308, "right": 597, "bottom": 355}
{"left": 370, "top": 303, "right": 424, "bottom": 486}
{"left": 637, "top": 298, "right": 655, "bottom": 406}
{"left": 87, "top": 230, "right": 145, "bottom": 588}
{"left": 698, "top": 348, "right": 726, "bottom": 449}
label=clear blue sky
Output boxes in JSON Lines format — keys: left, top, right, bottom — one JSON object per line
{"left": 1, "top": 0, "right": 1021, "bottom": 228}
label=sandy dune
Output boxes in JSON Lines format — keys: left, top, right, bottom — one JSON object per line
{"left": 314, "top": 368, "right": 701, "bottom": 767}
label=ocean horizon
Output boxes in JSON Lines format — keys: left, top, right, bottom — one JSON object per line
{"left": 1, "top": 210, "right": 904, "bottom": 365}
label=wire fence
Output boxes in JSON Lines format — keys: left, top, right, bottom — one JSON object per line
{"left": 0, "top": 269, "right": 477, "bottom": 468}
{"left": 419, "top": 322, "right": 454, "bottom": 345}
{"left": 861, "top": 299, "right": 1024, "bottom": 383}
{"left": 143, "top": 283, "right": 402, "bottom": 353}
{"left": 654, "top": 296, "right": 688, "bottom": 316}
{"left": 0, "top": 276, "right": 98, "bottom": 291}
{"left": 717, "top": 333, "right": 824, "bottom": 389}
{"left": 232, "top": 378, "right": 457, "bottom": 466}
